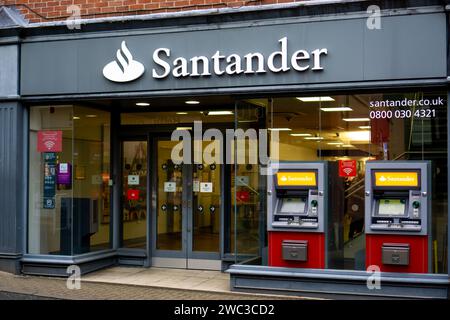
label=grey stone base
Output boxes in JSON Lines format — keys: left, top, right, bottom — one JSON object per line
{"left": 0, "top": 253, "right": 22, "bottom": 274}
{"left": 227, "top": 265, "right": 450, "bottom": 299}
{"left": 21, "top": 252, "right": 118, "bottom": 277}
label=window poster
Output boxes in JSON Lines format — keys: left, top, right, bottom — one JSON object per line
{"left": 37, "top": 130, "right": 62, "bottom": 153}
{"left": 43, "top": 152, "right": 56, "bottom": 209}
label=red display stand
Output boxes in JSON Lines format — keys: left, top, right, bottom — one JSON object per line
{"left": 366, "top": 234, "right": 428, "bottom": 273}
{"left": 268, "top": 231, "right": 325, "bottom": 269}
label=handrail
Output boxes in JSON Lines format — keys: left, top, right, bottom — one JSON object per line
{"left": 393, "top": 150, "right": 446, "bottom": 161}
{"left": 345, "top": 178, "right": 365, "bottom": 192}
{"left": 345, "top": 184, "right": 365, "bottom": 199}
{"left": 343, "top": 231, "right": 364, "bottom": 247}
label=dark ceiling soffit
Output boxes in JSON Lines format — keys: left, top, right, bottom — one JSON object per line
{"left": 0, "top": 0, "right": 445, "bottom": 38}
{"left": 18, "top": 78, "right": 448, "bottom": 104}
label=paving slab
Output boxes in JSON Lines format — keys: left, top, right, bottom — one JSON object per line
{"left": 0, "top": 270, "right": 309, "bottom": 300}
{"left": 83, "top": 267, "right": 231, "bottom": 292}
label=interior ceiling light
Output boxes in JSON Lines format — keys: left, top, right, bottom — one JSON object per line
{"left": 290, "top": 133, "right": 312, "bottom": 137}
{"left": 304, "top": 136, "right": 324, "bottom": 140}
{"left": 268, "top": 128, "right": 292, "bottom": 131}
{"left": 341, "top": 130, "right": 371, "bottom": 141}
{"left": 176, "top": 112, "right": 188, "bottom": 115}
{"left": 136, "top": 102, "right": 150, "bottom": 106}
{"left": 73, "top": 116, "right": 80, "bottom": 120}
{"left": 320, "top": 107, "right": 353, "bottom": 112}
{"left": 359, "top": 126, "right": 371, "bottom": 129}
{"left": 207, "top": 111, "right": 233, "bottom": 115}
{"left": 86, "top": 114, "right": 97, "bottom": 118}
{"left": 185, "top": 100, "right": 200, "bottom": 105}
{"left": 327, "top": 142, "right": 344, "bottom": 145}
{"left": 342, "top": 118, "right": 370, "bottom": 122}
{"left": 297, "top": 96, "right": 335, "bottom": 102}
{"left": 176, "top": 127, "right": 192, "bottom": 130}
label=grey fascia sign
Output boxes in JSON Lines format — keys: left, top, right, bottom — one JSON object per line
{"left": 20, "top": 12, "right": 446, "bottom": 96}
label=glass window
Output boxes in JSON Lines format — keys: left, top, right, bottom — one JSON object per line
{"left": 28, "top": 105, "right": 111, "bottom": 255}
{"left": 121, "top": 141, "right": 147, "bottom": 249}
{"left": 234, "top": 90, "right": 448, "bottom": 274}
{"left": 231, "top": 102, "right": 266, "bottom": 262}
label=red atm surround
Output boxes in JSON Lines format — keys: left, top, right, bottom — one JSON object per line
{"left": 364, "top": 162, "right": 431, "bottom": 274}
{"left": 366, "top": 234, "right": 428, "bottom": 273}
{"left": 268, "top": 231, "right": 325, "bottom": 269}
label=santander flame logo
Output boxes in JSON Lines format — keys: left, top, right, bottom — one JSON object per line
{"left": 103, "top": 41, "right": 145, "bottom": 83}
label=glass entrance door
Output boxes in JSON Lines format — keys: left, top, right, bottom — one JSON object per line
{"left": 152, "top": 138, "right": 221, "bottom": 270}
{"left": 121, "top": 140, "right": 148, "bottom": 250}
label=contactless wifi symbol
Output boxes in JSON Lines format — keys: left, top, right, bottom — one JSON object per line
{"left": 343, "top": 167, "right": 353, "bottom": 176}
{"left": 44, "top": 140, "right": 56, "bottom": 150}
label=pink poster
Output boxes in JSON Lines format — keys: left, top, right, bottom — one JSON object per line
{"left": 37, "top": 130, "right": 62, "bottom": 152}
{"left": 339, "top": 160, "right": 357, "bottom": 177}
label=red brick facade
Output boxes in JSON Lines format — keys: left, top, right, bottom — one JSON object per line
{"left": 0, "top": 0, "right": 302, "bottom": 23}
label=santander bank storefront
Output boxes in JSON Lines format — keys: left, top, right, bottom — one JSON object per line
{"left": 0, "top": 0, "right": 449, "bottom": 299}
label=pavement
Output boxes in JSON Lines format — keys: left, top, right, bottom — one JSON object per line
{"left": 0, "top": 291, "right": 55, "bottom": 300}
{"left": 0, "top": 268, "right": 309, "bottom": 300}
{"left": 82, "top": 266, "right": 231, "bottom": 292}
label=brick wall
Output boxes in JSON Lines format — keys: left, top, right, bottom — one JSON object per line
{"left": 0, "top": 0, "right": 303, "bottom": 24}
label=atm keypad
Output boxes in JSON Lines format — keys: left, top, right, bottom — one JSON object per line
{"left": 273, "top": 215, "right": 318, "bottom": 228}
{"left": 371, "top": 217, "right": 422, "bottom": 231}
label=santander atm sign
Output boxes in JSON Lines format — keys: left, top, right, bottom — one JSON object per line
{"left": 103, "top": 37, "right": 328, "bottom": 83}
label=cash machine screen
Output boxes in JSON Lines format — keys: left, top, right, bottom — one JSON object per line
{"left": 279, "top": 197, "right": 307, "bottom": 214}
{"left": 377, "top": 199, "right": 406, "bottom": 216}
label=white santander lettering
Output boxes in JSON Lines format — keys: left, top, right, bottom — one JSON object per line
{"left": 172, "top": 57, "right": 189, "bottom": 77}
{"left": 291, "top": 50, "right": 310, "bottom": 71}
{"left": 267, "top": 37, "right": 290, "bottom": 73}
{"left": 244, "top": 53, "right": 266, "bottom": 74}
{"left": 152, "top": 48, "right": 171, "bottom": 78}
{"left": 211, "top": 51, "right": 226, "bottom": 75}
{"left": 225, "top": 54, "right": 243, "bottom": 75}
{"left": 150, "top": 37, "right": 328, "bottom": 79}
{"left": 311, "top": 48, "right": 328, "bottom": 71}
{"left": 190, "top": 56, "right": 211, "bottom": 77}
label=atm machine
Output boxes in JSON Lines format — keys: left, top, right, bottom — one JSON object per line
{"left": 365, "top": 161, "right": 431, "bottom": 273}
{"left": 267, "top": 162, "right": 328, "bottom": 269}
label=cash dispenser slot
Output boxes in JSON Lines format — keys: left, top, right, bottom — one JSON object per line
{"left": 282, "top": 240, "right": 308, "bottom": 261}
{"left": 381, "top": 243, "right": 410, "bottom": 266}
